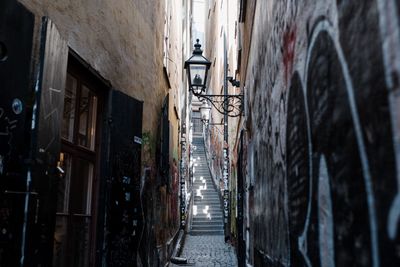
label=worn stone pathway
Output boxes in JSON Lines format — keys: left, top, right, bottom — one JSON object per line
{"left": 178, "top": 235, "right": 237, "bottom": 266}
{"left": 170, "top": 136, "right": 237, "bottom": 266}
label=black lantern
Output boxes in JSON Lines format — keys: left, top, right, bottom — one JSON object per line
{"left": 199, "top": 100, "right": 211, "bottom": 124}
{"left": 184, "top": 39, "right": 211, "bottom": 95}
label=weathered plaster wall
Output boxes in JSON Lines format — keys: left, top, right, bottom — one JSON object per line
{"left": 243, "top": 0, "right": 400, "bottom": 265}
{"left": 17, "top": 0, "right": 185, "bottom": 265}
{"left": 18, "top": 0, "right": 168, "bottom": 133}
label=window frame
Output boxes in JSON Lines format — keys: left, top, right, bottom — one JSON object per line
{"left": 56, "top": 55, "right": 106, "bottom": 267}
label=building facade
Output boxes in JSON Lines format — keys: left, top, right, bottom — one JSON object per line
{"left": 0, "top": 0, "right": 190, "bottom": 266}
{"left": 234, "top": 0, "right": 400, "bottom": 266}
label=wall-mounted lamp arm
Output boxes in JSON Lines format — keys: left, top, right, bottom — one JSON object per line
{"left": 227, "top": 76, "right": 240, "bottom": 87}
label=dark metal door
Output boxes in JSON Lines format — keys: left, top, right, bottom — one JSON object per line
{"left": 107, "top": 90, "right": 143, "bottom": 266}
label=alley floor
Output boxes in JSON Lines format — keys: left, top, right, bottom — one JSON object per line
{"left": 170, "top": 136, "right": 237, "bottom": 266}
{"left": 171, "top": 235, "right": 237, "bottom": 266}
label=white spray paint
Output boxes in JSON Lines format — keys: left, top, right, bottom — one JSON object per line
{"left": 376, "top": 0, "right": 400, "bottom": 240}
{"left": 318, "top": 155, "right": 335, "bottom": 267}
{"left": 301, "top": 19, "right": 379, "bottom": 267}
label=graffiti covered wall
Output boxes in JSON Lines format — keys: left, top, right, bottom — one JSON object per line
{"left": 244, "top": 0, "right": 400, "bottom": 265}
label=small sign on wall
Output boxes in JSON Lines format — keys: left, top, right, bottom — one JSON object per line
{"left": 134, "top": 136, "right": 142, "bottom": 145}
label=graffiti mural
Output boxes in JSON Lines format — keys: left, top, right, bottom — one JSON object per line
{"left": 245, "top": 0, "right": 400, "bottom": 266}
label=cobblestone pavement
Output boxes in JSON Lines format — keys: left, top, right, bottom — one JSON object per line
{"left": 170, "top": 234, "right": 237, "bottom": 266}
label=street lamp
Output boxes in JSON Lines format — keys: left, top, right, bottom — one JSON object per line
{"left": 184, "top": 40, "right": 243, "bottom": 117}
{"left": 199, "top": 101, "right": 211, "bottom": 124}
{"left": 184, "top": 39, "right": 211, "bottom": 95}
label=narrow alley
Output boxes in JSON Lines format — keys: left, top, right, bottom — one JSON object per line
{"left": 1, "top": 0, "right": 400, "bottom": 266}
{"left": 170, "top": 136, "right": 237, "bottom": 266}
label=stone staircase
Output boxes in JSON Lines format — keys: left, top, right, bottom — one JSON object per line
{"left": 190, "top": 136, "right": 224, "bottom": 236}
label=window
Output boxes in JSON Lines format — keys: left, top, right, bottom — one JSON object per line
{"left": 62, "top": 74, "right": 98, "bottom": 150}
{"left": 53, "top": 57, "right": 103, "bottom": 267}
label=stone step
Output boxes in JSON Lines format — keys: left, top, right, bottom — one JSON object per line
{"left": 191, "top": 226, "right": 223, "bottom": 232}
{"left": 191, "top": 219, "right": 223, "bottom": 225}
{"left": 194, "top": 197, "right": 221, "bottom": 201}
{"left": 194, "top": 199, "right": 221, "bottom": 203}
{"left": 192, "top": 186, "right": 216, "bottom": 190}
{"left": 194, "top": 196, "right": 221, "bottom": 200}
{"left": 189, "top": 230, "right": 224, "bottom": 236}
{"left": 193, "top": 202, "right": 221, "bottom": 206}
{"left": 193, "top": 189, "right": 218, "bottom": 193}
{"left": 193, "top": 212, "right": 223, "bottom": 216}
{"left": 194, "top": 189, "right": 217, "bottom": 192}
{"left": 192, "top": 210, "right": 223, "bottom": 215}
{"left": 192, "top": 188, "right": 218, "bottom": 192}
{"left": 194, "top": 203, "right": 221, "bottom": 207}
{"left": 193, "top": 192, "right": 218, "bottom": 195}
{"left": 194, "top": 193, "right": 220, "bottom": 197}
{"left": 192, "top": 214, "right": 223, "bottom": 220}
{"left": 194, "top": 200, "right": 221, "bottom": 204}
{"left": 192, "top": 215, "right": 224, "bottom": 220}
{"left": 192, "top": 188, "right": 217, "bottom": 192}
{"left": 194, "top": 194, "right": 220, "bottom": 199}
{"left": 194, "top": 198, "right": 220, "bottom": 202}
{"left": 194, "top": 206, "right": 221, "bottom": 210}
{"left": 194, "top": 196, "right": 220, "bottom": 200}
{"left": 192, "top": 219, "right": 224, "bottom": 225}
{"left": 192, "top": 207, "right": 222, "bottom": 212}
{"left": 194, "top": 198, "right": 221, "bottom": 203}
{"left": 190, "top": 224, "right": 224, "bottom": 231}
{"left": 193, "top": 205, "right": 221, "bottom": 209}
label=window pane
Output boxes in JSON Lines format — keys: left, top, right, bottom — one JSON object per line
{"left": 74, "top": 159, "right": 93, "bottom": 215}
{"left": 78, "top": 85, "right": 97, "bottom": 150}
{"left": 62, "top": 74, "right": 77, "bottom": 141}
{"left": 57, "top": 152, "right": 72, "bottom": 213}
